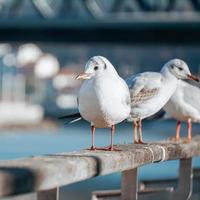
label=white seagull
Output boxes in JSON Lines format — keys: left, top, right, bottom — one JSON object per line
{"left": 163, "top": 78, "right": 200, "bottom": 142}
{"left": 77, "top": 56, "right": 131, "bottom": 151}
{"left": 126, "top": 59, "right": 199, "bottom": 144}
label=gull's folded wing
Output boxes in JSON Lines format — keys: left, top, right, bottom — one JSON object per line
{"left": 126, "top": 72, "right": 162, "bottom": 106}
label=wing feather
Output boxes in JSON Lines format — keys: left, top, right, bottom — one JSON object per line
{"left": 126, "top": 72, "right": 162, "bottom": 106}
{"left": 131, "top": 88, "right": 159, "bottom": 105}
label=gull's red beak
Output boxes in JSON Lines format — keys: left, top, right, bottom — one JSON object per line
{"left": 76, "top": 73, "right": 92, "bottom": 80}
{"left": 187, "top": 74, "right": 199, "bottom": 82}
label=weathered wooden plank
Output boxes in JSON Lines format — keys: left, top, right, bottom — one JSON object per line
{"left": 0, "top": 136, "right": 200, "bottom": 197}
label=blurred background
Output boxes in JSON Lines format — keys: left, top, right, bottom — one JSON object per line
{"left": 0, "top": 0, "right": 200, "bottom": 199}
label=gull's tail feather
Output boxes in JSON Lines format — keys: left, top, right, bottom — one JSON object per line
{"left": 68, "top": 117, "right": 82, "bottom": 124}
{"left": 59, "top": 113, "right": 82, "bottom": 124}
{"left": 58, "top": 113, "right": 81, "bottom": 120}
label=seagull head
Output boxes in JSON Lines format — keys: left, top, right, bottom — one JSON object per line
{"left": 76, "top": 56, "right": 118, "bottom": 80}
{"left": 164, "top": 58, "right": 199, "bottom": 82}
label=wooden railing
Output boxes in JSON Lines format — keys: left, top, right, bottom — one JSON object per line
{"left": 0, "top": 136, "right": 200, "bottom": 200}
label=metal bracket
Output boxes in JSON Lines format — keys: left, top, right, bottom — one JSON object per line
{"left": 170, "top": 158, "right": 193, "bottom": 200}
{"left": 91, "top": 158, "right": 193, "bottom": 200}
{"left": 37, "top": 187, "right": 59, "bottom": 200}
{"left": 121, "top": 168, "right": 138, "bottom": 200}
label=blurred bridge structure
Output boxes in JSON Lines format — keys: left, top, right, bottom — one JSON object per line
{"left": 0, "top": 0, "right": 200, "bottom": 44}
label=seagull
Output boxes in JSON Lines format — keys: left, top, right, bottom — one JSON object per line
{"left": 163, "top": 78, "right": 200, "bottom": 142}
{"left": 126, "top": 59, "right": 199, "bottom": 144}
{"left": 76, "top": 56, "right": 131, "bottom": 151}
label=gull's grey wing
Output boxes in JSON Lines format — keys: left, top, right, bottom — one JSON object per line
{"left": 130, "top": 87, "right": 160, "bottom": 106}
{"left": 126, "top": 72, "right": 162, "bottom": 106}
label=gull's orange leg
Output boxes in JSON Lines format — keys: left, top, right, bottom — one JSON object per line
{"left": 88, "top": 126, "right": 108, "bottom": 151}
{"left": 182, "top": 118, "right": 192, "bottom": 143}
{"left": 169, "top": 121, "right": 181, "bottom": 142}
{"left": 133, "top": 120, "right": 138, "bottom": 144}
{"left": 104, "top": 125, "right": 121, "bottom": 151}
{"left": 176, "top": 121, "right": 181, "bottom": 141}
{"left": 187, "top": 118, "right": 192, "bottom": 141}
{"left": 138, "top": 119, "right": 146, "bottom": 144}
{"left": 89, "top": 125, "right": 96, "bottom": 150}
{"left": 109, "top": 125, "right": 115, "bottom": 151}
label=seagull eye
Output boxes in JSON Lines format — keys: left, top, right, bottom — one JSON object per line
{"left": 94, "top": 66, "right": 98, "bottom": 71}
{"left": 171, "top": 64, "right": 175, "bottom": 69}
{"left": 178, "top": 67, "right": 183, "bottom": 71}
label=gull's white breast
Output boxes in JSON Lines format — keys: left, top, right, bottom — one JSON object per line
{"left": 78, "top": 75, "right": 130, "bottom": 128}
{"left": 164, "top": 80, "right": 200, "bottom": 122}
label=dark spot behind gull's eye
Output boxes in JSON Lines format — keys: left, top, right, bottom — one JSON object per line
{"left": 94, "top": 66, "right": 98, "bottom": 71}
{"left": 104, "top": 64, "right": 107, "bottom": 70}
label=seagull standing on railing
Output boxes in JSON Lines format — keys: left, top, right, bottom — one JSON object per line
{"left": 163, "top": 79, "right": 200, "bottom": 142}
{"left": 74, "top": 56, "right": 130, "bottom": 151}
{"left": 126, "top": 59, "right": 199, "bottom": 144}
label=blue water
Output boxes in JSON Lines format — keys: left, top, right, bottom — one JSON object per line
{"left": 0, "top": 120, "right": 199, "bottom": 199}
